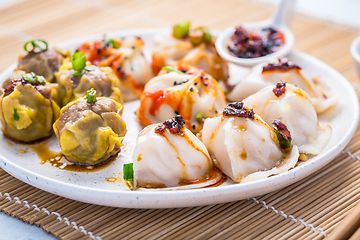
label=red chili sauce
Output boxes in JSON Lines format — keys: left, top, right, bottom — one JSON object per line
{"left": 228, "top": 27, "right": 285, "bottom": 58}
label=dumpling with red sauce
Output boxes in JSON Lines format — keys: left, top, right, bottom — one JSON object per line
{"left": 132, "top": 115, "right": 223, "bottom": 189}
{"left": 136, "top": 63, "right": 226, "bottom": 133}
{"left": 78, "top": 37, "right": 153, "bottom": 101}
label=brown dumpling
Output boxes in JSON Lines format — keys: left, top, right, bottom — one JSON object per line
{"left": 53, "top": 95, "right": 126, "bottom": 165}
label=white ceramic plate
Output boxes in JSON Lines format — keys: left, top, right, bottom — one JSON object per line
{"left": 0, "top": 29, "right": 358, "bottom": 209}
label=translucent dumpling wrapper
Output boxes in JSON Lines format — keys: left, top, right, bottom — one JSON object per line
{"left": 137, "top": 63, "right": 227, "bottom": 133}
{"left": 16, "top": 47, "right": 69, "bottom": 83}
{"left": 227, "top": 58, "right": 338, "bottom": 113}
{"left": 53, "top": 62, "right": 122, "bottom": 108}
{"left": 152, "top": 34, "right": 228, "bottom": 82}
{"left": 0, "top": 73, "right": 60, "bottom": 142}
{"left": 78, "top": 37, "right": 153, "bottom": 101}
{"left": 53, "top": 96, "right": 126, "bottom": 165}
{"left": 132, "top": 115, "right": 223, "bottom": 189}
{"left": 201, "top": 102, "right": 299, "bottom": 183}
{"left": 243, "top": 82, "right": 332, "bottom": 156}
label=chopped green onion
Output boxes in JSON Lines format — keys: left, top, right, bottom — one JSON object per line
{"left": 86, "top": 88, "right": 97, "bottom": 103}
{"left": 103, "top": 38, "right": 119, "bottom": 49}
{"left": 173, "top": 20, "right": 190, "bottom": 39}
{"left": 24, "top": 39, "right": 48, "bottom": 52}
{"left": 161, "top": 66, "right": 185, "bottom": 75}
{"left": 189, "top": 30, "right": 204, "bottom": 46}
{"left": 22, "top": 72, "right": 46, "bottom": 84}
{"left": 13, "top": 109, "right": 19, "bottom": 121}
{"left": 196, "top": 112, "right": 203, "bottom": 123}
{"left": 274, "top": 129, "right": 291, "bottom": 149}
{"left": 72, "top": 52, "right": 86, "bottom": 71}
{"left": 123, "top": 163, "right": 134, "bottom": 181}
{"left": 204, "top": 32, "right": 212, "bottom": 43}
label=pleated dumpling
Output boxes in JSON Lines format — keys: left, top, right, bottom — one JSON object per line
{"left": 137, "top": 63, "right": 226, "bottom": 133}
{"left": 228, "top": 58, "right": 338, "bottom": 113}
{"left": 202, "top": 102, "right": 299, "bottom": 183}
{"left": 132, "top": 115, "right": 223, "bottom": 189}
{"left": 78, "top": 37, "right": 153, "bottom": 101}
{"left": 243, "top": 82, "right": 331, "bottom": 156}
{"left": 151, "top": 21, "right": 228, "bottom": 82}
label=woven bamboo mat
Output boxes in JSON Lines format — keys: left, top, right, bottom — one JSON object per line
{"left": 1, "top": 0, "right": 360, "bottom": 239}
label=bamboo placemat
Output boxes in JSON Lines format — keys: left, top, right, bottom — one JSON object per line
{"left": 1, "top": 0, "right": 360, "bottom": 239}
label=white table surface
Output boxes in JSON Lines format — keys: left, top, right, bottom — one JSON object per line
{"left": 0, "top": 0, "right": 359, "bottom": 239}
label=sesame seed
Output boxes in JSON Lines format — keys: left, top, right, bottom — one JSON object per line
{"left": 97, "top": 49, "right": 101, "bottom": 54}
{"left": 132, "top": 46, "right": 135, "bottom": 49}
{"left": 190, "top": 87, "right": 194, "bottom": 92}
{"left": 194, "top": 82, "right": 197, "bottom": 85}
{"left": 204, "top": 82, "right": 208, "bottom": 86}
{"left": 175, "top": 110, "right": 179, "bottom": 114}
{"left": 174, "top": 81, "right": 177, "bottom": 85}
{"left": 192, "top": 125, "right": 196, "bottom": 130}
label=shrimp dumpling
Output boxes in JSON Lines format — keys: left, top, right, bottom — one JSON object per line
{"left": 132, "top": 115, "right": 222, "bottom": 189}
{"left": 202, "top": 102, "right": 299, "bottom": 183}
{"left": 137, "top": 64, "right": 226, "bottom": 133}
{"left": 228, "top": 58, "right": 337, "bottom": 113}
{"left": 243, "top": 82, "right": 331, "bottom": 156}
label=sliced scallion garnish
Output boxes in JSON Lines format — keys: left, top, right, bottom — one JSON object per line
{"left": 22, "top": 72, "right": 46, "bottom": 84}
{"left": 103, "top": 38, "right": 119, "bottom": 49}
{"left": 72, "top": 52, "right": 86, "bottom": 71}
{"left": 123, "top": 163, "right": 134, "bottom": 181}
{"left": 24, "top": 39, "right": 48, "bottom": 52}
{"left": 274, "top": 129, "right": 291, "bottom": 149}
{"left": 161, "top": 66, "right": 185, "bottom": 75}
{"left": 173, "top": 20, "right": 190, "bottom": 39}
{"left": 86, "top": 88, "right": 97, "bottom": 103}
{"left": 196, "top": 112, "right": 203, "bottom": 123}
{"left": 13, "top": 109, "right": 19, "bottom": 121}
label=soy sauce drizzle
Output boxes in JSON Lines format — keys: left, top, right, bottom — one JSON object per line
{"left": 29, "top": 141, "right": 116, "bottom": 172}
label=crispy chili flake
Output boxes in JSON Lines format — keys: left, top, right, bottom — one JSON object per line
{"left": 223, "top": 102, "right": 254, "bottom": 119}
{"left": 4, "top": 78, "right": 44, "bottom": 97}
{"left": 228, "top": 27, "right": 285, "bottom": 58}
{"left": 262, "top": 58, "right": 301, "bottom": 73}
{"left": 273, "top": 81, "right": 286, "bottom": 97}
{"left": 272, "top": 118, "right": 292, "bottom": 149}
{"left": 155, "top": 115, "right": 185, "bottom": 135}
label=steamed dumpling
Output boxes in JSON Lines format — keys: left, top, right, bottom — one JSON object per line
{"left": 0, "top": 73, "right": 60, "bottom": 142}
{"left": 228, "top": 58, "right": 338, "bottom": 113}
{"left": 152, "top": 30, "right": 228, "bottom": 82}
{"left": 53, "top": 62, "right": 122, "bottom": 108}
{"left": 53, "top": 95, "right": 126, "bottom": 165}
{"left": 243, "top": 82, "right": 331, "bottom": 156}
{"left": 16, "top": 47, "right": 69, "bottom": 83}
{"left": 132, "top": 115, "right": 222, "bottom": 189}
{"left": 78, "top": 37, "right": 153, "bottom": 101}
{"left": 202, "top": 102, "right": 299, "bottom": 183}
{"left": 137, "top": 64, "right": 226, "bottom": 133}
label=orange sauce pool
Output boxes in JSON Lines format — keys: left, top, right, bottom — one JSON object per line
{"left": 29, "top": 140, "right": 116, "bottom": 172}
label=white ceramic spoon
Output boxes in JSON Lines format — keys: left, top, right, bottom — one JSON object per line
{"left": 215, "top": 0, "right": 296, "bottom": 67}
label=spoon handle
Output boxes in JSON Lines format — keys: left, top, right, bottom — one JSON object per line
{"left": 271, "top": 0, "right": 297, "bottom": 28}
